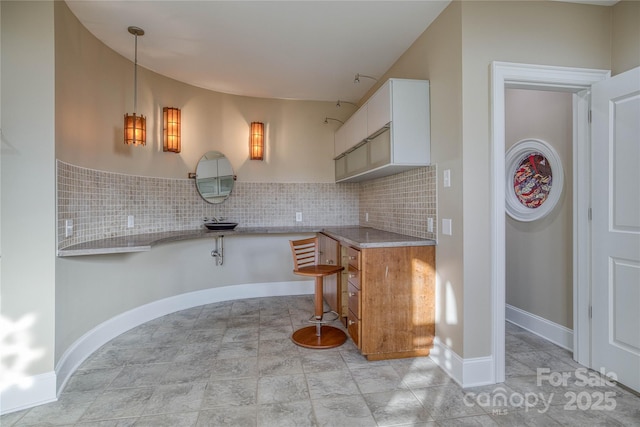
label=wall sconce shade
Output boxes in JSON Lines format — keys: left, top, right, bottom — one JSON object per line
{"left": 163, "top": 107, "right": 181, "bottom": 153}
{"left": 249, "top": 122, "right": 264, "bottom": 160}
{"left": 124, "top": 113, "right": 146, "bottom": 146}
{"left": 124, "top": 26, "right": 146, "bottom": 146}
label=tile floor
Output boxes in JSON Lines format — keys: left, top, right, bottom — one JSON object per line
{"left": 2, "top": 295, "right": 639, "bottom": 426}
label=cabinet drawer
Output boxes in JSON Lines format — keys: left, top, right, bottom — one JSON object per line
{"left": 347, "top": 265, "right": 360, "bottom": 289}
{"left": 347, "top": 283, "right": 360, "bottom": 318}
{"left": 347, "top": 247, "right": 361, "bottom": 270}
{"left": 347, "top": 310, "right": 360, "bottom": 347}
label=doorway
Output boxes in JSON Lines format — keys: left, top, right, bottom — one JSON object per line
{"left": 490, "top": 62, "right": 610, "bottom": 384}
{"left": 504, "top": 88, "right": 574, "bottom": 347}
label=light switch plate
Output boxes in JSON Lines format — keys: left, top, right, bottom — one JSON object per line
{"left": 442, "top": 218, "right": 452, "bottom": 235}
{"left": 128, "top": 215, "right": 134, "bottom": 228}
{"left": 427, "top": 217, "right": 434, "bottom": 233}
{"left": 65, "top": 219, "right": 73, "bottom": 237}
{"left": 296, "top": 212, "right": 302, "bottom": 222}
{"left": 443, "top": 169, "right": 451, "bottom": 188}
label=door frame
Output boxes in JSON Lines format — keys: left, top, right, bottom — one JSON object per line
{"left": 490, "top": 62, "right": 610, "bottom": 383}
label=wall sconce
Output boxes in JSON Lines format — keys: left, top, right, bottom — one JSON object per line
{"left": 249, "top": 122, "right": 264, "bottom": 160}
{"left": 124, "top": 26, "right": 146, "bottom": 146}
{"left": 163, "top": 107, "right": 181, "bottom": 153}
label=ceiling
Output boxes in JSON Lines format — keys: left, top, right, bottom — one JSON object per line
{"left": 65, "top": 1, "right": 451, "bottom": 103}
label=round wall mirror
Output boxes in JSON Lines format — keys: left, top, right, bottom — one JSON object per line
{"left": 195, "top": 151, "right": 235, "bottom": 204}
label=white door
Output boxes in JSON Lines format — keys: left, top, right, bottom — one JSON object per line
{"left": 591, "top": 66, "right": 640, "bottom": 392}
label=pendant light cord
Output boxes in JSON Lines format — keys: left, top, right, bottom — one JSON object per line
{"left": 133, "top": 32, "right": 138, "bottom": 113}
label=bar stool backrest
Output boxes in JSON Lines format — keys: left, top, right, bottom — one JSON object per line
{"left": 290, "top": 237, "right": 318, "bottom": 271}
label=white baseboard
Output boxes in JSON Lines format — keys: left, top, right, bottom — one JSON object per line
{"left": 55, "top": 281, "right": 313, "bottom": 397}
{"left": 429, "top": 337, "right": 495, "bottom": 388}
{"left": 0, "top": 371, "right": 57, "bottom": 415}
{"left": 505, "top": 304, "right": 573, "bottom": 350}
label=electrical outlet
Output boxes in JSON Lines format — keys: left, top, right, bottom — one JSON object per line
{"left": 295, "top": 212, "right": 302, "bottom": 222}
{"left": 65, "top": 219, "right": 73, "bottom": 237}
{"left": 128, "top": 215, "right": 135, "bottom": 228}
{"left": 365, "top": 212, "right": 369, "bottom": 222}
{"left": 427, "top": 217, "right": 434, "bottom": 233}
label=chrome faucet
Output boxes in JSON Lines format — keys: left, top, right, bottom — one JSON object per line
{"left": 204, "top": 216, "right": 225, "bottom": 223}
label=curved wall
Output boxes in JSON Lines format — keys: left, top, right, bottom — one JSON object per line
{"left": 54, "top": 2, "right": 344, "bottom": 182}
{"left": 52, "top": 2, "right": 348, "bottom": 378}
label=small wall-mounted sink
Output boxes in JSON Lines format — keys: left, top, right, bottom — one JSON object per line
{"left": 204, "top": 222, "right": 238, "bottom": 231}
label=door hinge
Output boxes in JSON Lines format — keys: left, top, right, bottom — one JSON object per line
{"left": 588, "top": 207, "right": 592, "bottom": 221}
{"left": 589, "top": 305, "right": 593, "bottom": 319}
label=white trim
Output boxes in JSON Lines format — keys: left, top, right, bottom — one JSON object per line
{"left": 573, "top": 90, "right": 592, "bottom": 367}
{"left": 0, "top": 371, "right": 57, "bottom": 415}
{"left": 505, "top": 304, "right": 573, "bottom": 351}
{"left": 490, "top": 61, "right": 609, "bottom": 386}
{"left": 429, "top": 337, "right": 495, "bottom": 388}
{"left": 55, "top": 280, "right": 313, "bottom": 396}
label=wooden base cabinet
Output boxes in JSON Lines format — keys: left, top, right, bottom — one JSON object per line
{"left": 346, "top": 245, "right": 435, "bottom": 360}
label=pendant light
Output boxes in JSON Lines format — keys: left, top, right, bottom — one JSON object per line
{"left": 124, "top": 26, "right": 146, "bottom": 146}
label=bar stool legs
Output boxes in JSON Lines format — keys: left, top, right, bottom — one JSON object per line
{"left": 291, "top": 276, "right": 347, "bottom": 349}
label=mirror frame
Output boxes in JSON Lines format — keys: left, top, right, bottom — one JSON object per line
{"left": 194, "top": 150, "right": 235, "bottom": 204}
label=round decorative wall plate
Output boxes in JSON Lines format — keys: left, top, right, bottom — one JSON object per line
{"left": 505, "top": 138, "right": 563, "bottom": 222}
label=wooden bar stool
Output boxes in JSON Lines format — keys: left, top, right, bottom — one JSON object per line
{"left": 289, "top": 237, "right": 347, "bottom": 349}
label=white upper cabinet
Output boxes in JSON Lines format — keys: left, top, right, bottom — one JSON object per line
{"left": 366, "top": 80, "right": 392, "bottom": 135}
{"left": 335, "top": 106, "right": 368, "bottom": 156}
{"left": 334, "top": 79, "right": 430, "bottom": 183}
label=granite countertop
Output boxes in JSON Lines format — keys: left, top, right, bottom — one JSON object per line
{"left": 321, "top": 226, "right": 436, "bottom": 249}
{"left": 57, "top": 225, "right": 435, "bottom": 257}
{"left": 57, "top": 226, "right": 321, "bottom": 257}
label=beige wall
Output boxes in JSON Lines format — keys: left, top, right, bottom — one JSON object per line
{"left": 1, "top": 1, "right": 57, "bottom": 378}
{"left": 460, "top": 0, "right": 611, "bottom": 358}
{"left": 360, "top": 0, "right": 613, "bottom": 358}
{"left": 505, "top": 89, "right": 573, "bottom": 329}
{"left": 55, "top": 3, "right": 340, "bottom": 183}
{"left": 612, "top": 1, "right": 640, "bottom": 76}
{"left": 361, "top": 1, "right": 465, "bottom": 354}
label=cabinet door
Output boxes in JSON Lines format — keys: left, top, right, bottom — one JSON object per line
{"left": 367, "top": 80, "right": 391, "bottom": 135}
{"left": 368, "top": 128, "right": 391, "bottom": 169}
{"left": 318, "top": 233, "right": 340, "bottom": 314}
{"left": 344, "top": 107, "right": 368, "bottom": 152}
{"left": 346, "top": 143, "right": 368, "bottom": 176}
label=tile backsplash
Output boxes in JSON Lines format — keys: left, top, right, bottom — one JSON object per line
{"left": 57, "top": 160, "right": 437, "bottom": 249}
{"left": 359, "top": 166, "right": 437, "bottom": 241}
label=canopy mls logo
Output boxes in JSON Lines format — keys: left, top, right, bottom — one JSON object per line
{"left": 463, "top": 367, "right": 619, "bottom": 415}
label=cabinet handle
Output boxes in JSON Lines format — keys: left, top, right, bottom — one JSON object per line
{"left": 348, "top": 320, "right": 356, "bottom": 326}
{"left": 349, "top": 273, "right": 356, "bottom": 278}
{"left": 349, "top": 256, "right": 356, "bottom": 260}
{"left": 349, "top": 292, "right": 356, "bottom": 297}
{"left": 326, "top": 259, "right": 334, "bottom": 265}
